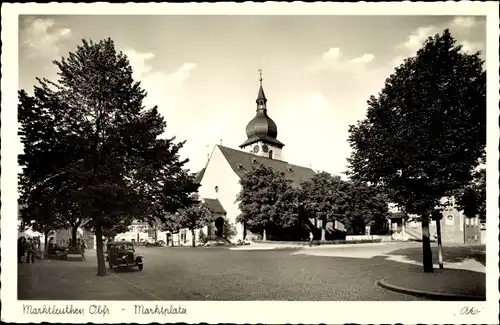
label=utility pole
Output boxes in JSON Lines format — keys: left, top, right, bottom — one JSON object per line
{"left": 432, "top": 210, "right": 444, "bottom": 269}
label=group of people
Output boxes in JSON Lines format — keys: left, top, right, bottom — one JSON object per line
{"left": 17, "top": 236, "right": 39, "bottom": 263}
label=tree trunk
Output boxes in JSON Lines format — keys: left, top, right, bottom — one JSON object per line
{"left": 321, "top": 218, "right": 326, "bottom": 241}
{"left": 95, "top": 224, "right": 107, "bottom": 276}
{"left": 421, "top": 218, "right": 434, "bottom": 273}
{"left": 435, "top": 219, "right": 444, "bottom": 269}
{"left": 191, "top": 229, "right": 196, "bottom": 247}
{"left": 71, "top": 226, "right": 78, "bottom": 247}
{"left": 43, "top": 229, "right": 50, "bottom": 257}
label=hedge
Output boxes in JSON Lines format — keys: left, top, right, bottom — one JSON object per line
{"left": 252, "top": 238, "right": 382, "bottom": 246}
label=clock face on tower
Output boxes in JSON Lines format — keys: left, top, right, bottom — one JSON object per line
{"left": 253, "top": 145, "right": 259, "bottom": 153}
{"left": 262, "top": 144, "right": 269, "bottom": 153}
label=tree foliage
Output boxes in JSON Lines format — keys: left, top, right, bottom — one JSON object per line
{"left": 456, "top": 168, "right": 486, "bottom": 220}
{"left": 347, "top": 29, "right": 486, "bottom": 272}
{"left": 176, "top": 196, "right": 214, "bottom": 247}
{"left": 300, "top": 172, "right": 347, "bottom": 221}
{"left": 18, "top": 38, "right": 197, "bottom": 275}
{"left": 222, "top": 217, "right": 238, "bottom": 241}
{"left": 342, "top": 181, "right": 389, "bottom": 234}
{"left": 236, "top": 164, "right": 298, "bottom": 237}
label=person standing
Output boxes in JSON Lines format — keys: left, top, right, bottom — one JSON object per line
{"left": 18, "top": 237, "right": 26, "bottom": 263}
{"left": 80, "top": 240, "right": 86, "bottom": 261}
{"left": 26, "top": 238, "right": 36, "bottom": 263}
{"left": 309, "top": 231, "right": 314, "bottom": 247}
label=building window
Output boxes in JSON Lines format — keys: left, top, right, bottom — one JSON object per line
{"left": 269, "top": 150, "right": 273, "bottom": 159}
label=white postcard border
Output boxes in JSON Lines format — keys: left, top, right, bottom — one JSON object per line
{"left": 2, "top": 2, "right": 499, "bottom": 324}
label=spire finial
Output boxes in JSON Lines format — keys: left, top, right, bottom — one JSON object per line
{"left": 258, "top": 69, "right": 263, "bottom": 86}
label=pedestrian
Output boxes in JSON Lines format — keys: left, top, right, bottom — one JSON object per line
{"left": 26, "top": 238, "right": 36, "bottom": 263}
{"left": 18, "top": 236, "right": 26, "bottom": 263}
{"left": 309, "top": 231, "right": 314, "bottom": 247}
{"left": 80, "top": 240, "right": 86, "bottom": 261}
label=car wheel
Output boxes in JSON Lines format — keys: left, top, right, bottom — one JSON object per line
{"left": 138, "top": 264, "right": 143, "bottom": 271}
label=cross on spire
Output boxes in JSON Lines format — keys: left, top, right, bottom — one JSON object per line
{"left": 258, "top": 69, "right": 263, "bottom": 86}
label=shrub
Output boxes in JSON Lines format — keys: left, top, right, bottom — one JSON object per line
{"left": 222, "top": 217, "right": 237, "bottom": 241}
{"left": 252, "top": 238, "right": 382, "bottom": 246}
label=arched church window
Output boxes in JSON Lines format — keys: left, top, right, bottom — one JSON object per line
{"left": 269, "top": 150, "right": 273, "bottom": 159}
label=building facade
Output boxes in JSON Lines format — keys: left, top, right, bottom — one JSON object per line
{"left": 387, "top": 198, "right": 483, "bottom": 244}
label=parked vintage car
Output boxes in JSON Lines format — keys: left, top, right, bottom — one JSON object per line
{"left": 145, "top": 240, "right": 165, "bottom": 247}
{"left": 105, "top": 241, "right": 143, "bottom": 271}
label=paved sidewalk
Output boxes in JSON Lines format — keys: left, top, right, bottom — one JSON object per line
{"left": 377, "top": 268, "right": 486, "bottom": 301}
{"left": 18, "top": 258, "right": 155, "bottom": 300}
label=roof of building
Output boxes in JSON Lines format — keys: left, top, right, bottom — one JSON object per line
{"left": 203, "top": 198, "right": 227, "bottom": 215}
{"left": 193, "top": 168, "right": 206, "bottom": 184}
{"left": 387, "top": 212, "right": 408, "bottom": 219}
{"left": 217, "top": 145, "right": 316, "bottom": 187}
{"left": 257, "top": 85, "right": 266, "bottom": 102}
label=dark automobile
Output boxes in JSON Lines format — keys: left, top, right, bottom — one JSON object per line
{"left": 105, "top": 241, "right": 143, "bottom": 271}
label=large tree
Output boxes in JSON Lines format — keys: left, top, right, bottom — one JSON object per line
{"left": 18, "top": 38, "right": 195, "bottom": 276}
{"left": 299, "top": 172, "right": 348, "bottom": 240}
{"left": 236, "top": 164, "right": 298, "bottom": 240}
{"left": 347, "top": 29, "right": 486, "bottom": 272}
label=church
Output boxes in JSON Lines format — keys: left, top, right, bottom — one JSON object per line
{"left": 174, "top": 73, "right": 341, "bottom": 245}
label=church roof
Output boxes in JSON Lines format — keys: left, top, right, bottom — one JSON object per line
{"left": 203, "top": 198, "right": 227, "bottom": 215}
{"left": 240, "top": 134, "right": 285, "bottom": 148}
{"left": 217, "top": 145, "right": 316, "bottom": 187}
{"left": 240, "top": 75, "right": 283, "bottom": 149}
{"left": 257, "top": 85, "right": 266, "bottom": 102}
{"left": 193, "top": 168, "right": 206, "bottom": 184}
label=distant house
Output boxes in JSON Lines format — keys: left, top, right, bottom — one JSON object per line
{"left": 387, "top": 198, "right": 482, "bottom": 244}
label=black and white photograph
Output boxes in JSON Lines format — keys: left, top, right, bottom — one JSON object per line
{"left": 1, "top": 2, "right": 499, "bottom": 324}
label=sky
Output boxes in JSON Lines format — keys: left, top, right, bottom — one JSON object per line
{"left": 18, "top": 15, "right": 486, "bottom": 177}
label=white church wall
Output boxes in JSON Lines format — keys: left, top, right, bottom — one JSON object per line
{"left": 198, "top": 145, "right": 244, "bottom": 242}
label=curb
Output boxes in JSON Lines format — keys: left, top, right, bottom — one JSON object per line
{"left": 375, "top": 276, "right": 486, "bottom": 301}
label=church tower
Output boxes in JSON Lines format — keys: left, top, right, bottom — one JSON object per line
{"left": 239, "top": 70, "right": 285, "bottom": 160}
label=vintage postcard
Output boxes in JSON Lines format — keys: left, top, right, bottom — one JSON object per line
{"left": 1, "top": 2, "right": 499, "bottom": 324}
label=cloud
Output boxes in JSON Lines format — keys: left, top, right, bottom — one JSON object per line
{"left": 348, "top": 53, "right": 375, "bottom": 64}
{"left": 321, "top": 47, "right": 342, "bottom": 61}
{"left": 458, "top": 40, "right": 483, "bottom": 53}
{"left": 391, "top": 56, "right": 406, "bottom": 68}
{"left": 391, "top": 16, "right": 485, "bottom": 65}
{"left": 122, "top": 48, "right": 198, "bottom": 143}
{"left": 309, "top": 47, "right": 375, "bottom": 72}
{"left": 450, "top": 16, "right": 478, "bottom": 30}
{"left": 123, "top": 48, "right": 155, "bottom": 78}
{"left": 20, "top": 18, "right": 72, "bottom": 59}
{"left": 401, "top": 26, "right": 439, "bottom": 52}
{"left": 124, "top": 48, "right": 197, "bottom": 96}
